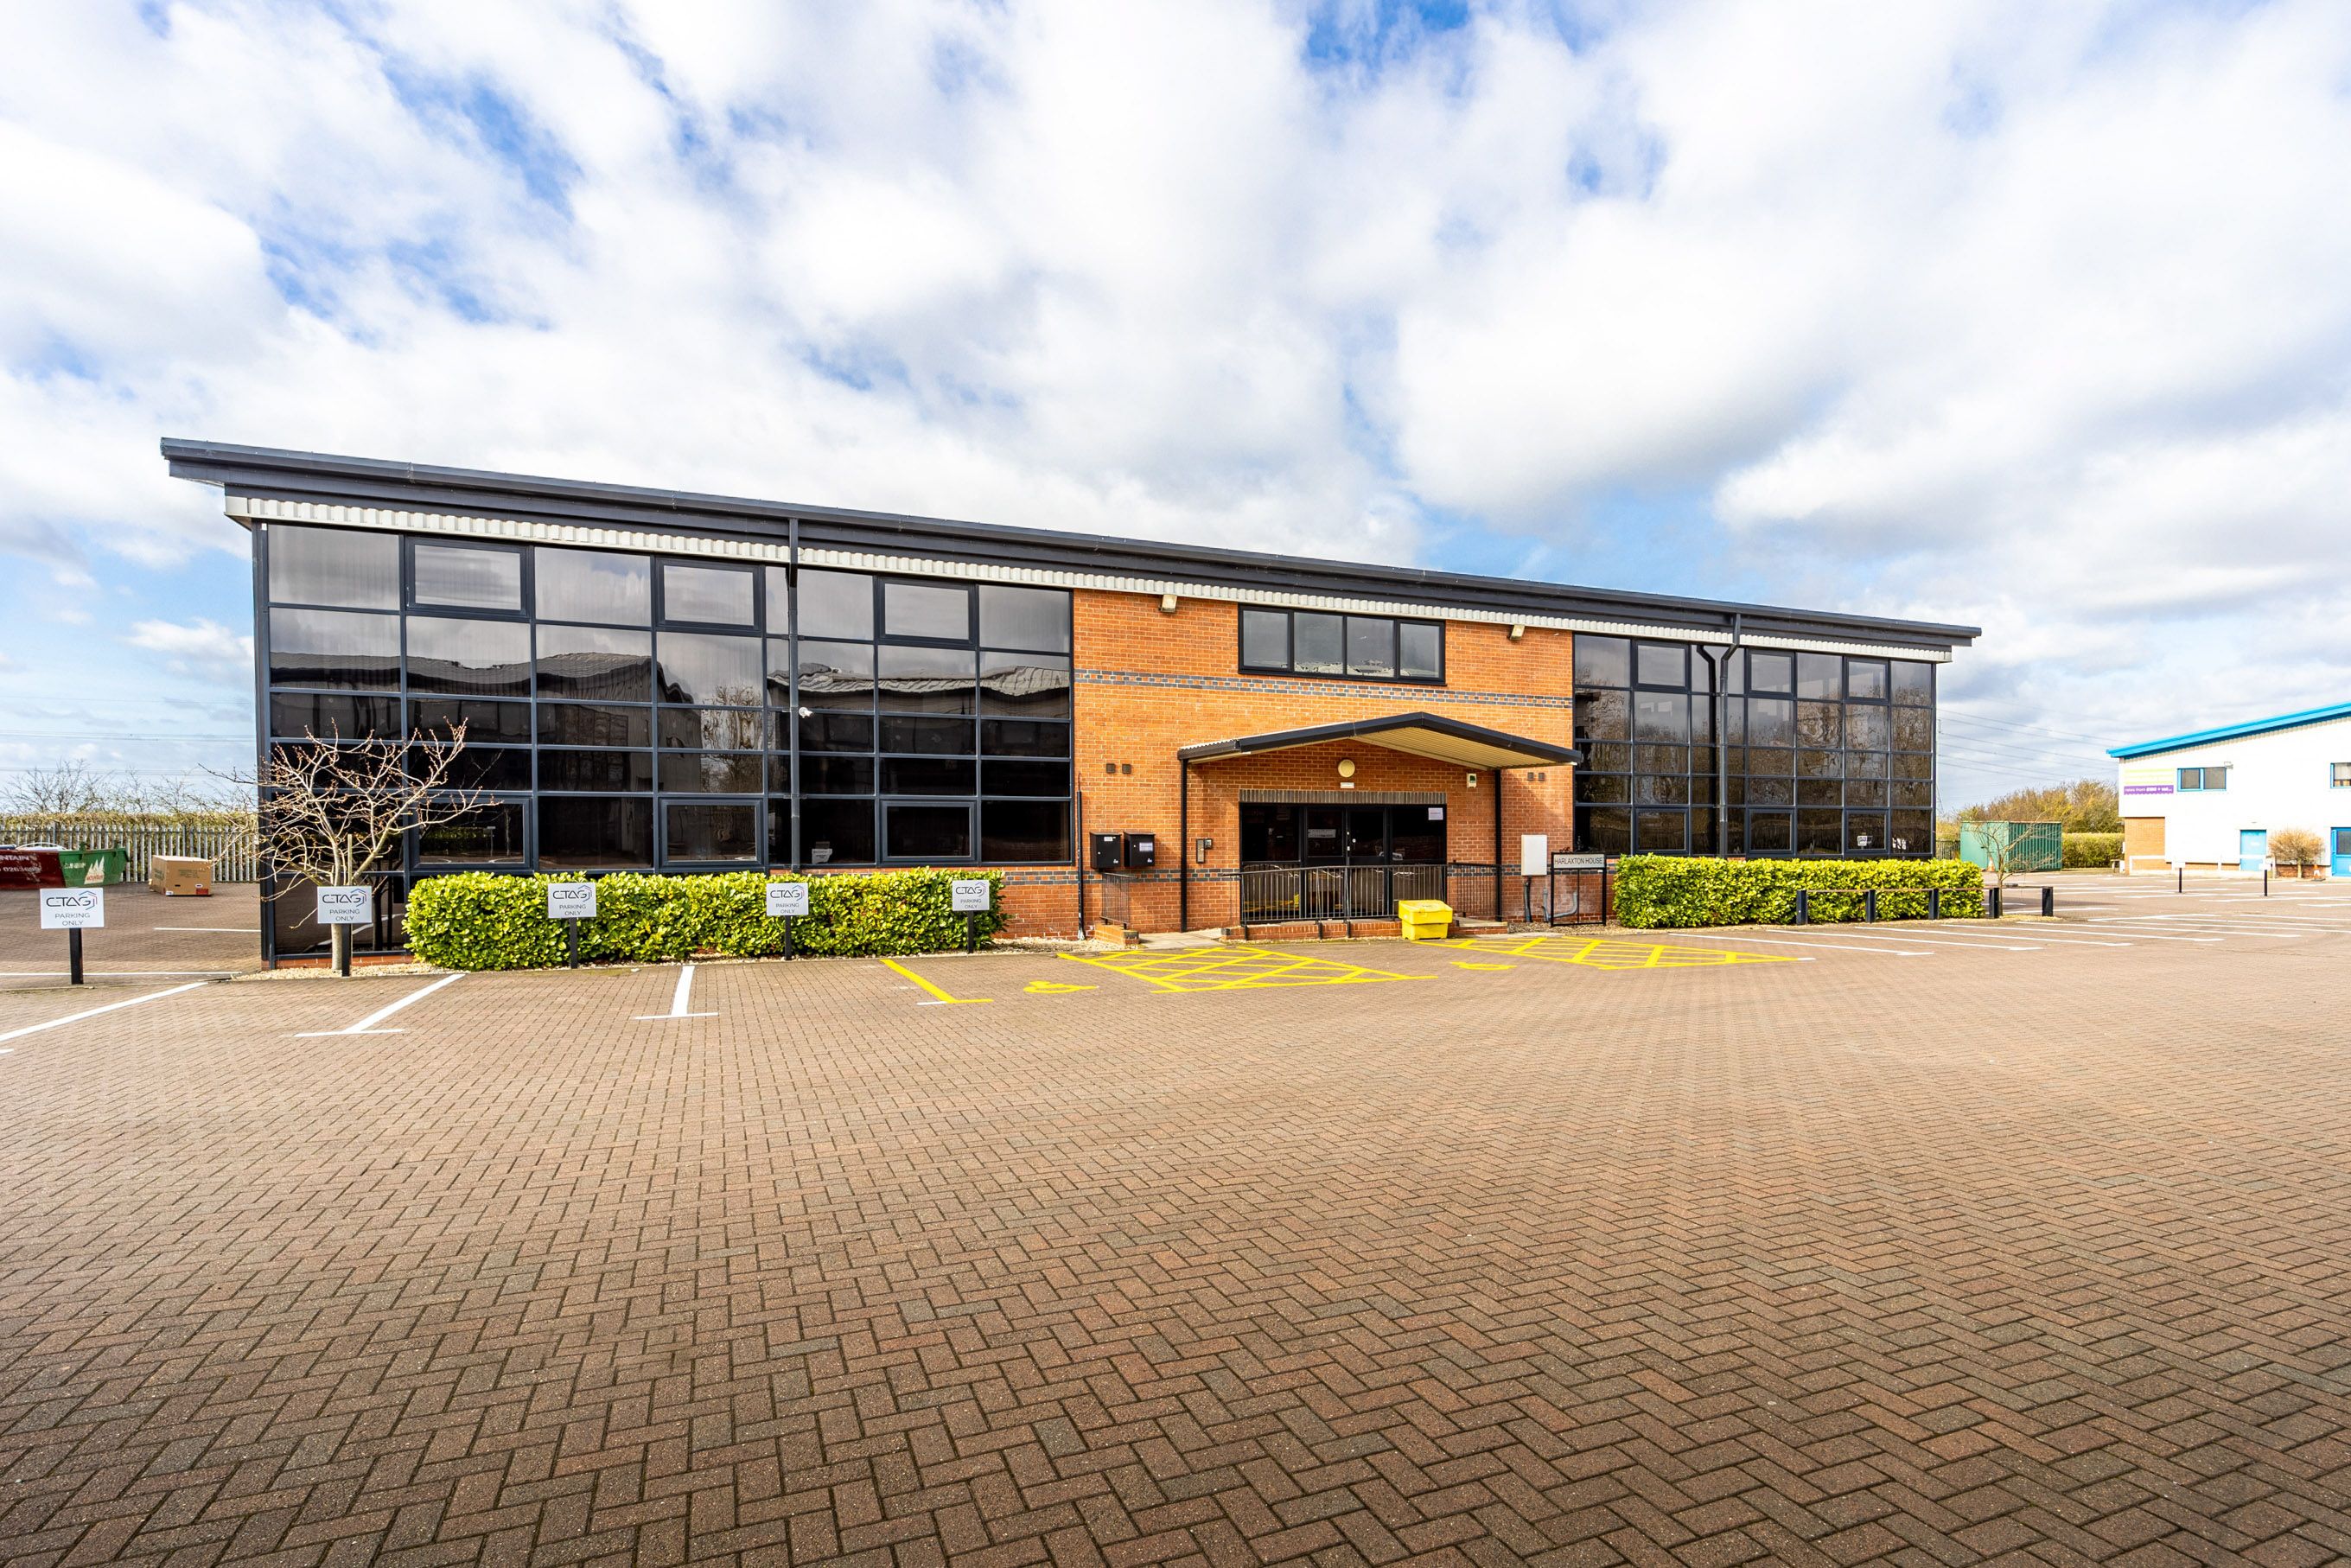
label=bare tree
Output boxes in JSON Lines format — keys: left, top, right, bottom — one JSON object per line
{"left": 2, "top": 761, "right": 132, "bottom": 815}
{"left": 2271, "top": 826, "right": 2323, "bottom": 878}
{"left": 239, "top": 725, "right": 485, "bottom": 975}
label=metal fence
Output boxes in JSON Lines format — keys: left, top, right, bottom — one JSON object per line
{"left": 1239, "top": 863, "right": 1446, "bottom": 927}
{"left": 0, "top": 820, "right": 260, "bottom": 883}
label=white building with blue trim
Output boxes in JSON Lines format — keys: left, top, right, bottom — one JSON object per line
{"left": 2110, "top": 703, "right": 2351, "bottom": 876}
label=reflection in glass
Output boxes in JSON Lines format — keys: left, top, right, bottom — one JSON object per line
{"left": 659, "top": 707, "right": 767, "bottom": 749}
{"left": 406, "top": 616, "right": 531, "bottom": 697}
{"left": 877, "top": 645, "right": 976, "bottom": 713}
{"left": 269, "top": 526, "right": 399, "bottom": 609}
{"left": 982, "top": 720, "right": 1069, "bottom": 757}
{"left": 882, "top": 757, "right": 977, "bottom": 794}
{"left": 662, "top": 562, "right": 755, "bottom": 626}
{"left": 797, "top": 570, "right": 873, "bottom": 640}
{"left": 982, "top": 760, "right": 1069, "bottom": 797}
{"left": 418, "top": 801, "right": 526, "bottom": 864}
{"left": 539, "top": 751, "right": 653, "bottom": 792}
{"left": 409, "top": 697, "right": 531, "bottom": 743}
{"left": 272, "top": 692, "right": 398, "bottom": 739}
{"left": 882, "top": 580, "right": 970, "bottom": 641}
{"left": 1345, "top": 618, "right": 1393, "bottom": 678}
{"left": 801, "top": 800, "right": 874, "bottom": 864}
{"left": 1891, "top": 660, "right": 1934, "bottom": 706}
{"left": 794, "top": 641, "right": 876, "bottom": 709}
{"left": 537, "top": 704, "right": 651, "bottom": 747}
{"left": 269, "top": 609, "right": 400, "bottom": 691}
{"left": 1747, "top": 651, "right": 1793, "bottom": 693}
{"left": 534, "top": 548, "right": 650, "bottom": 624}
{"left": 1240, "top": 609, "right": 1287, "bottom": 668}
{"left": 538, "top": 624, "right": 653, "bottom": 701}
{"left": 1846, "top": 660, "right": 1889, "bottom": 701}
{"left": 982, "top": 800, "right": 1070, "bottom": 862}
{"left": 1577, "top": 636, "right": 1630, "bottom": 687}
{"left": 978, "top": 585, "right": 1070, "bottom": 652}
{"left": 1635, "top": 643, "right": 1685, "bottom": 687}
{"left": 1398, "top": 622, "right": 1442, "bottom": 680}
{"left": 538, "top": 797, "right": 653, "bottom": 867}
{"left": 659, "top": 753, "right": 767, "bottom": 794}
{"left": 1293, "top": 613, "right": 1343, "bottom": 674}
{"left": 654, "top": 632, "right": 761, "bottom": 705}
{"left": 1576, "top": 689, "right": 1630, "bottom": 743}
{"left": 979, "top": 653, "right": 1070, "bottom": 717}
{"left": 879, "top": 716, "right": 972, "bottom": 755}
{"left": 799, "top": 713, "right": 876, "bottom": 753}
{"left": 666, "top": 802, "right": 758, "bottom": 862}
{"left": 413, "top": 544, "right": 522, "bottom": 611}
{"left": 1796, "top": 653, "right": 1842, "bottom": 699}
{"left": 885, "top": 803, "right": 971, "bottom": 858}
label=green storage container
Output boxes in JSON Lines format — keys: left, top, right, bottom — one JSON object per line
{"left": 55, "top": 847, "right": 127, "bottom": 885}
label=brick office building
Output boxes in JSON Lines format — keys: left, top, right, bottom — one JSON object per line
{"left": 163, "top": 441, "right": 1978, "bottom": 959}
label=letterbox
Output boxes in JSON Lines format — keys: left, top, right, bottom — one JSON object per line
{"left": 1123, "top": 832, "right": 1157, "bottom": 870}
{"left": 1090, "top": 832, "right": 1125, "bottom": 872}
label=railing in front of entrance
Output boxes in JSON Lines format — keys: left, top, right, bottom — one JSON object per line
{"left": 1239, "top": 863, "right": 1447, "bottom": 928}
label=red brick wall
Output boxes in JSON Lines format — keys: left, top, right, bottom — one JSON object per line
{"left": 1073, "top": 590, "right": 1577, "bottom": 933}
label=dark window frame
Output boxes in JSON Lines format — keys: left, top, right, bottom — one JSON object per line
{"left": 405, "top": 537, "right": 530, "bottom": 621}
{"left": 655, "top": 558, "right": 763, "bottom": 633}
{"left": 1236, "top": 608, "right": 1445, "bottom": 685}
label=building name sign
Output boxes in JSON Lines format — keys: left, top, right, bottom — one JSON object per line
{"left": 2120, "top": 763, "right": 2174, "bottom": 797}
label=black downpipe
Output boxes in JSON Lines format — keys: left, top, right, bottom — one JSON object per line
{"left": 786, "top": 516, "right": 800, "bottom": 870}
{"left": 1177, "top": 759, "right": 1189, "bottom": 932}
{"left": 1492, "top": 768, "right": 1504, "bottom": 921}
{"left": 252, "top": 522, "right": 277, "bottom": 970}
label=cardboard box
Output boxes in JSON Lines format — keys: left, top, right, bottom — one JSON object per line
{"left": 149, "top": 856, "right": 213, "bottom": 896}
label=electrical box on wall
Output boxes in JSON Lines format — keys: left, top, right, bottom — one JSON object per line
{"left": 1123, "top": 833, "right": 1157, "bottom": 869}
{"left": 1090, "top": 833, "right": 1125, "bottom": 872}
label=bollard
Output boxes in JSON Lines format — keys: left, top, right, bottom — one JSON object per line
{"left": 1990, "top": 885, "right": 2004, "bottom": 920}
{"left": 2176, "top": 866, "right": 2183, "bottom": 894}
{"left": 1794, "top": 889, "right": 1809, "bottom": 926}
{"left": 1927, "top": 888, "right": 1940, "bottom": 921}
{"left": 2041, "top": 885, "right": 2055, "bottom": 918}
{"left": 2264, "top": 867, "right": 2270, "bottom": 897}
{"left": 1864, "top": 889, "right": 1877, "bottom": 922}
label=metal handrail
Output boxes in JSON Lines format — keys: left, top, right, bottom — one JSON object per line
{"left": 1239, "top": 863, "right": 1445, "bottom": 927}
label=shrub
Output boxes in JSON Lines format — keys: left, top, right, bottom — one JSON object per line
{"left": 1613, "top": 856, "right": 1985, "bottom": 928}
{"left": 2061, "top": 832, "right": 2123, "bottom": 870}
{"left": 405, "top": 868, "right": 1007, "bottom": 970}
{"left": 2270, "top": 827, "right": 2324, "bottom": 870}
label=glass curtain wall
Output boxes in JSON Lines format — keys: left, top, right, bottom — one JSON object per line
{"left": 1571, "top": 635, "right": 1936, "bottom": 858}
{"left": 259, "top": 524, "right": 1074, "bottom": 952}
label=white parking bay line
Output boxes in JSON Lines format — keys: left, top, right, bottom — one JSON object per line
{"left": 153, "top": 926, "right": 260, "bottom": 933}
{"left": 0, "top": 981, "right": 209, "bottom": 1049}
{"left": 1857, "top": 926, "right": 2131, "bottom": 949}
{"left": 635, "top": 963, "right": 717, "bottom": 1022}
{"left": 0, "top": 969, "right": 236, "bottom": 978}
{"left": 1693, "top": 932, "right": 1934, "bottom": 957}
{"left": 2067, "top": 924, "right": 2221, "bottom": 943}
{"left": 1767, "top": 927, "right": 2046, "bottom": 953}
{"left": 2087, "top": 920, "right": 2299, "bottom": 940}
{"left": 293, "top": 972, "right": 462, "bottom": 1037}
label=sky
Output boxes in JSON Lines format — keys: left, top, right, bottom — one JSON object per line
{"left": 3, "top": 0, "right": 2348, "bottom": 811}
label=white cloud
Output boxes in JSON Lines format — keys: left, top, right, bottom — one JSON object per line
{"left": 2, "top": 0, "right": 2348, "bottom": 808}
{"left": 125, "top": 616, "right": 254, "bottom": 685}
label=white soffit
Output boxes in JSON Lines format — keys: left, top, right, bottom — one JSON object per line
{"left": 225, "top": 495, "right": 1951, "bottom": 662}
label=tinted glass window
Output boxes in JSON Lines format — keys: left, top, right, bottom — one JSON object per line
{"left": 1345, "top": 618, "right": 1393, "bottom": 678}
{"left": 1577, "top": 689, "right": 1630, "bottom": 743}
{"left": 538, "top": 624, "right": 652, "bottom": 702}
{"left": 1748, "top": 812, "right": 1792, "bottom": 853}
{"left": 1892, "top": 707, "right": 1933, "bottom": 751}
{"left": 1635, "top": 643, "right": 1685, "bottom": 687}
{"left": 879, "top": 716, "right": 972, "bottom": 755}
{"left": 408, "top": 697, "right": 531, "bottom": 743}
{"left": 662, "top": 562, "right": 755, "bottom": 626}
{"left": 658, "top": 753, "right": 767, "bottom": 794}
{"left": 982, "top": 800, "right": 1070, "bottom": 863}
{"left": 978, "top": 653, "right": 1071, "bottom": 717}
{"left": 801, "top": 800, "right": 875, "bottom": 864}
{"left": 271, "top": 692, "right": 398, "bottom": 739}
{"left": 1796, "top": 653, "right": 1842, "bottom": 699}
{"left": 877, "top": 646, "right": 976, "bottom": 713}
{"left": 269, "top": 526, "right": 398, "bottom": 609}
{"left": 1845, "top": 813, "right": 1888, "bottom": 854}
{"left": 1293, "top": 613, "right": 1343, "bottom": 674}
{"left": 1890, "top": 661, "right": 1934, "bottom": 706}
{"left": 1797, "top": 809, "right": 1843, "bottom": 854}
{"left": 425, "top": 747, "right": 532, "bottom": 792}
{"left": 885, "top": 803, "right": 971, "bottom": 859}
{"left": 1578, "top": 806, "right": 1632, "bottom": 854}
{"left": 406, "top": 616, "right": 531, "bottom": 697}
{"left": 654, "top": 632, "right": 761, "bottom": 705}
{"left": 537, "top": 704, "right": 651, "bottom": 748}
{"left": 659, "top": 707, "right": 767, "bottom": 749}
{"left": 666, "top": 802, "right": 758, "bottom": 862}
{"left": 982, "top": 720, "right": 1070, "bottom": 756}
{"left": 978, "top": 585, "right": 1069, "bottom": 652}
{"left": 412, "top": 544, "right": 522, "bottom": 612}
{"left": 795, "top": 641, "right": 876, "bottom": 709}
{"left": 1636, "top": 811, "right": 1686, "bottom": 853}
{"left": 1845, "top": 707, "right": 1889, "bottom": 751}
{"left": 1747, "top": 651, "right": 1793, "bottom": 693}
{"left": 269, "top": 609, "right": 400, "bottom": 691}
{"left": 1240, "top": 609, "right": 1287, "bottom": 668}
{"left": 1889, "top": 812, "right": 1933, "bottom": 853}
{"left": 539, "top": 750, "right": 653, "bottom": 792}
{"left": 881, "top": 757, "right": 976, "bottom": 795}
{"left": 1747, "top": 698, "right": 1794, "bottom": 747}
{"left": 1634, "top": 693, "right": 1688, "bottom": 743}
{"left": 799, "top": 712, "right": 876, "bottom": 753}
{"left": 797, "top": 570, "right": 873, "bottom": 640}
{"left": 1796, "top": 702, "right": 1843, "bottom": 749}
{"left": 418, "top": 802, "right": 526, "bottom": 864}
{"left": 1398, "top": 622, "right": 1441, "bottom": 680}
{"left": 538, "top": 797, "right": 653, "bottom": 867}
{"left": 534, "top": 548, "right": 650, "bottom": 624}
{"left": 1577, "top": 636, "right": 1630, "bottom": 687}
{"left": 882, "top": 580, "right": 970, "bottom": 642}
{"left": 983, "top": 760, "right": 1070, "bottom": 797}
{"left": 800, "top": 756, "right": 875, "bottom": 794}
{"left": 1846, "top": 660, "right": 1889, "bottom": 701}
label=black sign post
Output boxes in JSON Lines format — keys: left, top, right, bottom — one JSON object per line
{"left": 68, "top": 927, "right": 84, "bottom": 986}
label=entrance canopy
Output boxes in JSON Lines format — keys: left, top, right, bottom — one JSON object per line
{"left": 1177, "top": 711, "right": 1578, "bottom": 772}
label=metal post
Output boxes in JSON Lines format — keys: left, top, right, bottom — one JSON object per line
{"left": 2263, "top": 866, "right": 2270, "bottom": 897}
{"left": 1864, "top": 889, "right": 1877, "bottom": 922}
{"left": 336, "top": 927, "right": 351, "bottom": 978}
{"left": 1794, "top": 889, "right": 1808, "bottom": 926}
{"left": 566, "top": 920, "right": 579, "bottom": 968}
{"left": 1990, "top": 885, "right": 2004, "bottom": 920}
{"left": 964, "top": 912, "right": 976, "bottom": 953}
{"left": 68, "top": 927, "right": 84, "bottom": 986}
{"left": 1927, "top": 887, "right": 1940, "bottom": 921}
{"left": 2041, "top": 885, "right": 2055, "bottom": 918}
{"left": 1492, "top": 769, "right": 1504, "bottom": 921}
{"left": 783, "top": 915, "right": 794, "bottom": 960}
{"left": 1177, "top": 758, "right": 1189, "bottom": 932}
{"left": 2177, "top": 866, "right": 2183, "bottom": 894}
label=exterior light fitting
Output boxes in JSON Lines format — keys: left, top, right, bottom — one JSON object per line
{"left": 1159, "top": 593, "right": 1179, "bottom": 613}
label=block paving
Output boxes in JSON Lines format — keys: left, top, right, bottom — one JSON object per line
{"left": 2, "top": 905, "right": 2348, "bottom": 1565}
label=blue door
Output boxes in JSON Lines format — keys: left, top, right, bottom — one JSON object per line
{"left": 2333, "top": 828, "right": 2351, "bottom": 878}
{"left": 2240, "top": 828, "right": 2267, "bottom": 872}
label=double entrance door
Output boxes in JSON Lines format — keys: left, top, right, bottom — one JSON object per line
{"left": 1239, "top": 803, "right": 1447, "bottom": 924}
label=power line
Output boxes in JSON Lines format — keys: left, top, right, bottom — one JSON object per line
{"left": 1938, "top": 712, "right": 2118, "bottom": 746}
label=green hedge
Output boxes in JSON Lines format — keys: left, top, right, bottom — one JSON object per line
{"left": 1613, "top": 856, "right": 1985, "bottom": 928}
{"left": 404, "top": 869, "right": 1007, "bottom": 971}
{"left": 2062, "top": 832, "right": 2123, "bottom": 870}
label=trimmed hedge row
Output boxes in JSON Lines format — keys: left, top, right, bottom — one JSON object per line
{"left": 404, "top": 869, "right": 1006, "bottom": 971}
{"left": 2062, "top": 832, "right": 2123, "bottom": 869}
{"left": 1613, "top": 856, "right": 1985, "bottom": 928}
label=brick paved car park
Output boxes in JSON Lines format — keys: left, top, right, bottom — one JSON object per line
{"left": 3, "top": 886, "right": 2349, "bottom": 1566}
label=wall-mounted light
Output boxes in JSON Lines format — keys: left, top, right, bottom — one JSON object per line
{"left": 1159, "top": 593, "right": 1179, "bottom": 614}
{"left": 1507, "top": 622, "right": 1526, "bottom": 641}
{"left": 1195, "top": 837, "right": 1212, "bottom": 864}
{"left": 1466, "top": 772, "right": 1478, "bottom": 787}
{"left": 1336, "top": 758, "right": 1356, "bottom": 779}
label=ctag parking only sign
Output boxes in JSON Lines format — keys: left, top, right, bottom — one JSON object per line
{"left": 39, "top": 887, "right": 105, "bottom": 929}
{"left": 766, "top": 882, "right": 810, "bottom": 918}
{"left": 546, "top": 883, "right": 597, "bottom": 921}
{"left": 950, "top": 880, "right": 991, "bottom": 913}
{"left": 315, "top": 885, "right": 374, "bottom": 926}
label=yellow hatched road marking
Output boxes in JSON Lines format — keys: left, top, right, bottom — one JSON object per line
{"left": 1061, "top": 947, "right": 1426, "bottom": 992}
{"left": 1442, "top": 934, "right": 1793, "bottom": 972}
{"left": 879, "top": 957, "right": 992, "bottom": 1004}
{"left": 1023, "top": 979, "right": 1095, "bottom": 994}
